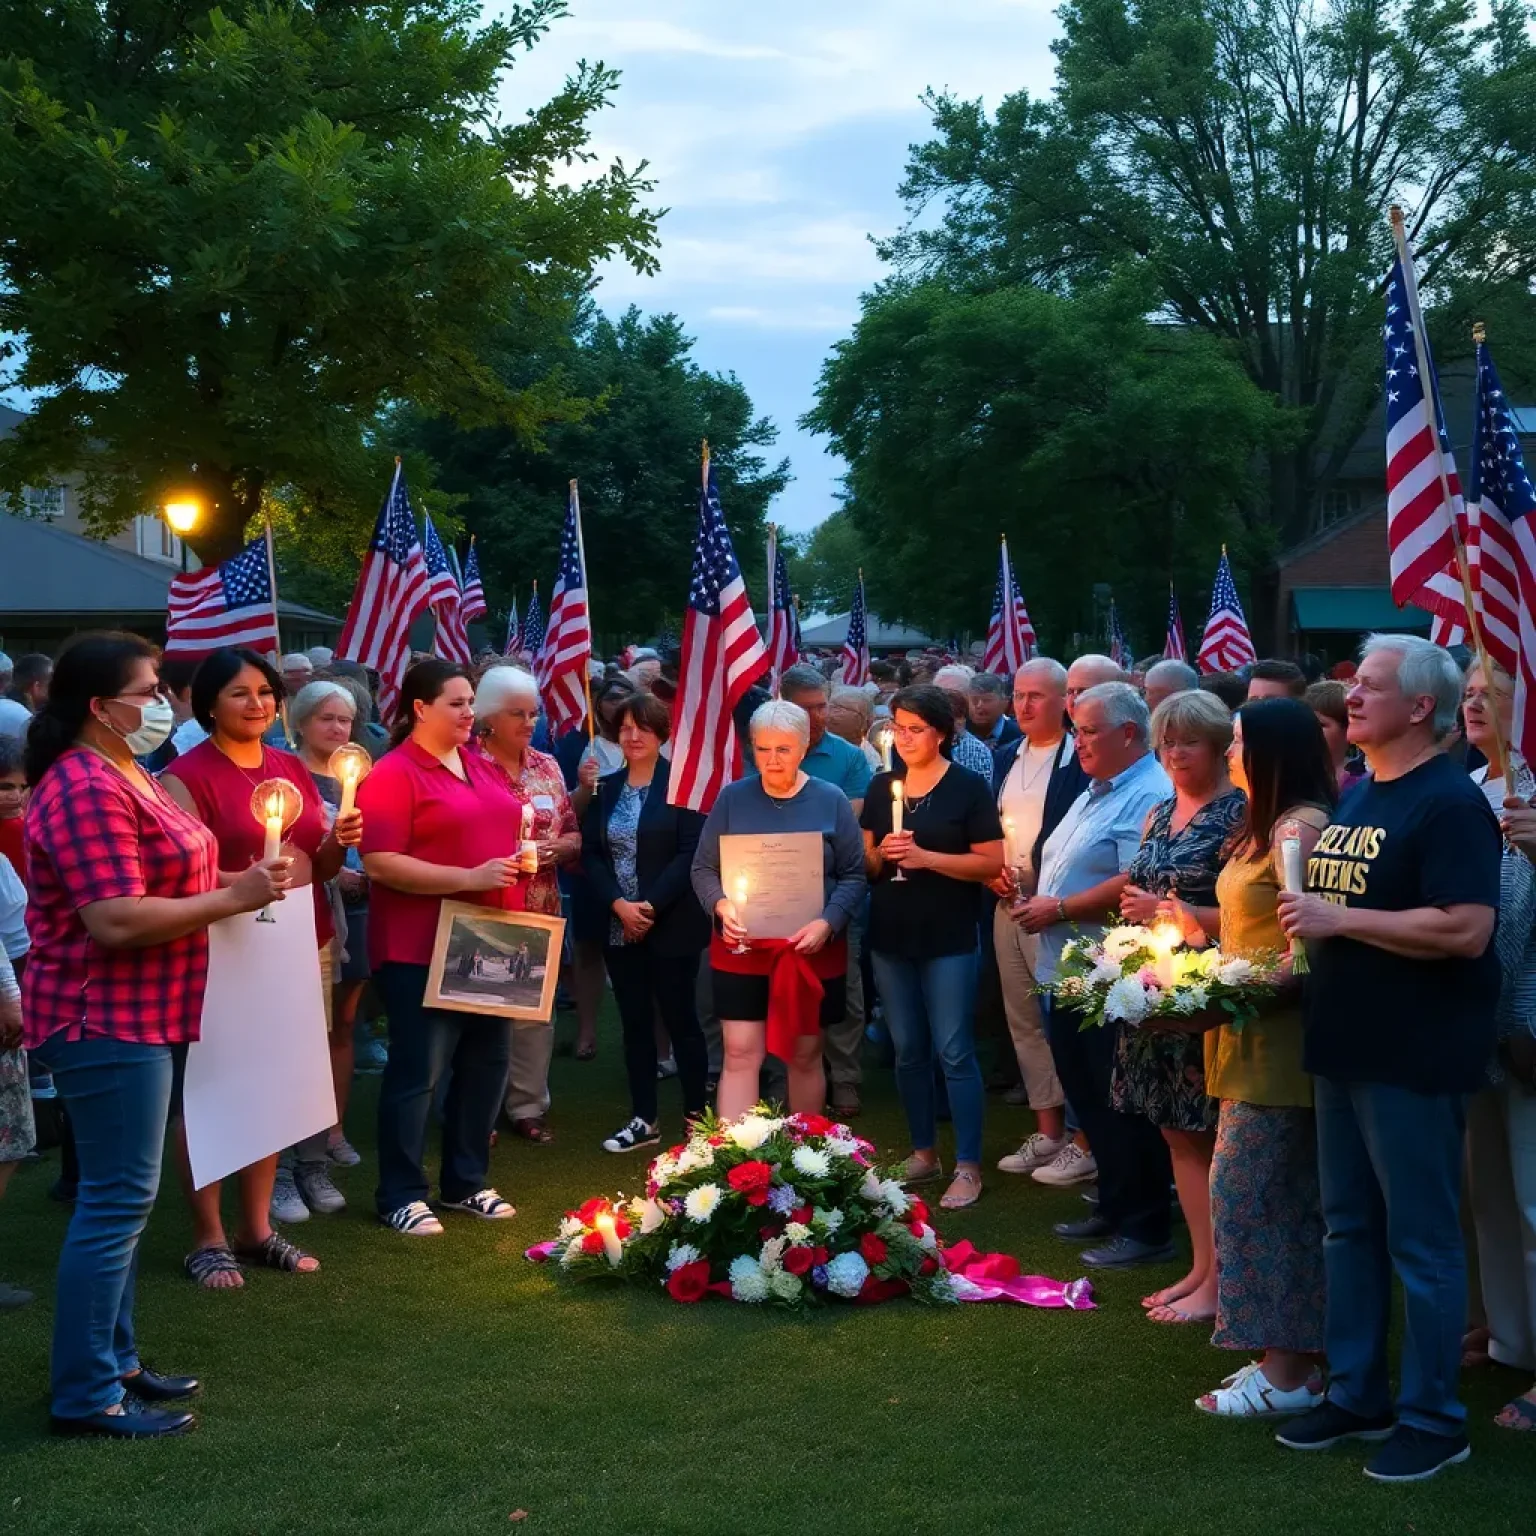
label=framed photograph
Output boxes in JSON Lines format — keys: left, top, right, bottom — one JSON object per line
{"left": 424, "top": 902, "right": 567, "bottom": 1024}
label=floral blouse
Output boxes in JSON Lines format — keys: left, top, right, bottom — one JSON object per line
{"left": 1125, "top": 790, "right": 1247, "bottom": 907}
{"left": 479, "top": 745, "right": 578, "bottom": 917}
{"left": 605, "top": 782, "right": 646, "bottom": 947}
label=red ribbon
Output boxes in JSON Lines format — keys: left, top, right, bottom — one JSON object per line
{"left": 709, "top": 932, "right": 845, "bottom": 1061}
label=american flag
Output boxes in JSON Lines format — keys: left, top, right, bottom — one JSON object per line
{"left": 1107, "top": 599, "right": 1130, "bottom": 669}
{"left": 337, "top": 462, "right": 433, "bottom": 720}
{"left": 522, "top": 582, "right": 545, "bottom": 661}
{"left": 461, "top": 537, "right": 487, "bottom": 622}
{"left": 982, "top": 535, "right": 1034, "bottom": 674}
{"left": 503, "top": 592, "right": 521, "bottom": 657}
{"left": 164, "top": 531, "right": 280, "bottom": 657}
{"left": 1469, "top": 334, "right": 1536, "bottom": 758}
{"left": 842, "top": 572, "right": 870, "bottom": 686}
{"left": 766, "top": 527, "right": 798, "bottom": 685}
{"left": 1384, "top": 227, "right": 1465, "bottom": 626}
{"left": 422, "top": 511, "right": 473, "bottom": 665}
{"left": 1163, "top": 582, "right": 1188, "bottom": 661}
{"left": 1195, "top": 549, "right": 1256, "bottom": 673}
{"left": 668, "top": 455, "right": 769, "bottom": 813}
{"left": 533, "top": 483, "right": 593, "bottom": 737}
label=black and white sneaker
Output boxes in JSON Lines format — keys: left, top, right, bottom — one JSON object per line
{"left": 439, "top": 1188, "right": 516, "bottom": 1220}
{"left": 603, "top": 1117, "right": 659, "bottom": 1154}
{"left": 380, "top": 1200, "right": 444, "bottom": 1236}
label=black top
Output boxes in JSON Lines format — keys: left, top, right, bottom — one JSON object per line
{"left": 1302, "top": 753, "right": 1502, "bottom": 1094}
{"left": 860, "top": 762, "right": 1003, "bottom": 959}
{"left": 580, "top": 758, "right": 710, "bottom": 957}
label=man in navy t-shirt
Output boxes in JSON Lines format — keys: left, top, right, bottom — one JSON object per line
{"left": 1277, "top": 634, "right": 1500, "bottom": 1483}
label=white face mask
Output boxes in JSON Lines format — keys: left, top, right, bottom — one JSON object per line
{"left": 103, "top": 695, "right": 176, "bottom": 756}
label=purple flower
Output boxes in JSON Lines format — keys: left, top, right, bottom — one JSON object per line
{"left": 766, "top": 1184, "right": 799, "bottom": 1215}
{"left": 811, "top": 1265, "right": 829, "bottom": 1289}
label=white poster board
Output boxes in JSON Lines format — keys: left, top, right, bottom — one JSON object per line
{"left": 183, "top": 891, "right": 335, "bottom": 1191}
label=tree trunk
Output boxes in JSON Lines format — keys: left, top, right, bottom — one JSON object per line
{"left": 182, "top": 465, "right": 266, "bottom": 565}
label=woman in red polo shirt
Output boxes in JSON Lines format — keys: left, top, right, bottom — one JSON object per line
{"left": 23, "top": 632, "right": 288, "bottom": 1438}
{"left": 359, "top": 659, "right": 529, "bottom": 1236}
{"left": 162, "top": 647, "right": 361, "bottom": 1287}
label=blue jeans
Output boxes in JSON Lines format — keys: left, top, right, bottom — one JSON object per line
{"left": 1315, "top": 1076, "right": 1467, "bottom": 1435}
{"left": 872, "top": 948, "right": 983, "bottom": 1164}
{"left": 28, "top": 1033, "right": 174, "bottom": 1419}
{"left": 374, "top": 963, "right": 513, "bottom": 1215}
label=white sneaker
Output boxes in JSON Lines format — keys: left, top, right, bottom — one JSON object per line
{"left": 326, "top": 1134, "right": 361, "bottom": 1167}
{"left": 381, "top": 1200, "right": 444, "bottom": 1236}
{"left": 295, "top": 1165, "right": 347, "bottom": 1215}
{"left": 997, "top": 1131, "right": 1068, "bottom": 1176}
{"left": 1196, "top": 1361, "right": 1324, "bottom": 1419}
{"left": 1031, "top": 1143, "right": 1098, "bottom": 1187}
{"left": 270, "top": 1166, "right": 310, "bottom": 1224}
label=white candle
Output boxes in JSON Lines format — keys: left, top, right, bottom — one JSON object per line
{"left": 338, "top": 759, "right": 362, "bottom": 818}
{"left": 593, "top": 1212, "right": 623, "bottom": 1268}
{"left": 733, "top": 873, "right": 749, "bottom": 922}
{"left": 1003, "top": 816, "right": 1017, "bottom": 869}
{"left": 520, "top": 802, "right": 535, "bottom": 841}
{"left": 881, "top": 734, "right": 893, "bottom": 773}
{"left": 891, "top": 780, "right": 904, "bottom": 835}
{"left": 262, "top": 795, "right": 284, "bottom": 862}
{"left": 1280, "top": 835, "right": 1305, "bottom": 895}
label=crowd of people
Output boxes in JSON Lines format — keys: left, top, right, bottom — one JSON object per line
{"left": 0, "top": 629, "right": 1531, "bottom": 1483}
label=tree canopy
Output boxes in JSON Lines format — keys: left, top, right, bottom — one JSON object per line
{"left": 879, "top": 0, "right": 1536, "bottom": 544}
{"left": 805, "top": 274, "right": 1286, "bottom": 651}
{"left": 0, "top": 0, "right": 659, "bottom": 560}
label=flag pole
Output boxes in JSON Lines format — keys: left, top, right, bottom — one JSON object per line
{"left": 1389, "top": 206, "right": 1505, "bottom": 781}
{"left": 570, "top": 478, "right": 596, "bottom": 746}
{"left": 766, "top": 521, "right": 779, "bottom": 696}
{"left": 261, "top": 509, "right": 294, "bottom": 747}
{"left": 1472, "top": 319, "right": 1518, "bottom": 785}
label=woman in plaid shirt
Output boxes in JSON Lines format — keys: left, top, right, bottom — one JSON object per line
{"left": 23, "top": 633, "right": 290, "bottom": 1439}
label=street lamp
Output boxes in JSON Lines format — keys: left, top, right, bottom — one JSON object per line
{"left": 163, "top": 496, "right": 200, "bottom": 571}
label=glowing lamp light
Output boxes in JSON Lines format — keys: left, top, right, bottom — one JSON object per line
{"left": 327, "top": 742, "right": 372, "bottom": 818}
{"left": 249, "top": 778, "right": 305, "bottom": 863}
{"left": 163, "top": 498, "right": 201, "bottom": 534}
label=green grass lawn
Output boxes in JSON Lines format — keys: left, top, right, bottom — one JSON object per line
{"left": 1, "top": 1013, "right": 1529, "bottom": 1536}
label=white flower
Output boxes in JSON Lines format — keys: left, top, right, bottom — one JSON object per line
{"left": 824, "top": 1251, "right": 870, "bottom": 1298}
{"left": 557, "top": 1215, "right": 584, "bottom": 1240}
{"left": 1088, "top": 960, "right": 1124, "bottom": 987}
{"left": 1100, "top": 925, "right": 1152, "bottom": 962}
{"left": 665, "top": 1242, "right": 701, "bottom": 1272}
{"left": 791, "top": 1146, "right": 831, "bottom": 1179}
{"left": 728, "top": 1254, "right": 769, "bottom": 1303}
{"left": 769, "top": 1268, "right": 803, "bottom": 1302}
{"left": 647, "top": 1153, "right": 677, "bottom": 1186}
{"left": 878, "top": 1180, "right": 910, "bottom": 1216}
{"left": 636, "top": 1197, "right": 668, "bottom": 1235}
{"left": 758, "top": 1236, "right": 787, "bottom": 1273}
{"left": 674, "top": 1143, "right": 715, "bottom": 1175}
{"left": 1103, "top": 975, "right": 1150, "bottom": 1024}
{"left": 825, "top": 1134, "right": 861, "bottom": 1159}
{"left": 783, "top": 1221, "right": 812, "bottom": 1244}
{"left": 559, "top": 1236, "right": 585, "bottom": 1268}
{"left": 1172, "top": 984, "right": 1210, "bottom": 1016}
{"left": 860, "top": 1169, "right": 884, "bottom": 1202}
{"left": 683, "top": 1184, "right": 722, "bottom": 1222}
{"left": 814, "top": 1206, "right": 844, "bottom": 1234}
{"left": 728, "top": 1114, "right": 780, "bottom": 1151}
{"left": 917, "top": 1223, "right": 938, "bottom": 1251}
{"left": 1216, "top": 957, "right": 1255, "bottom": 986}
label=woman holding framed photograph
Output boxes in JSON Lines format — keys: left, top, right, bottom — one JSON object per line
{"left": 358, "top": 659, "right": 529, "bottom": 1238}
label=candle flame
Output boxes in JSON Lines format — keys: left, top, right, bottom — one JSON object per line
{"left": 266, "top": 792, "right": 283, "bottom": 819}
{"left": 1149, "top": 921, "right": 1181, "bottom": 955}
{"left": 891, "top": 781, "right": 904, "bottom": 802}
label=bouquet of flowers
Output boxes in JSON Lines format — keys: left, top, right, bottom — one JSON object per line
{"left": 1043, "top": 921, "right": 1279, "bottom": 1033}
{"left": 526, "top": 1108, "right": 957, "bottom": 1308}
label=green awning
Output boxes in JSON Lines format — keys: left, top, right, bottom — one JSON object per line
{"left": 1291, "top": 587, "right": 1433, "bottom": 634}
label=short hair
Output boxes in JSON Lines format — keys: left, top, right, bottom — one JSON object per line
{"left": 613, "top": 690, "right": 672, "bottom": 744}
{"left": 942, "top": 687, "right": 970, "bottom": 723}
{"left": 12, "top": 653, "right": 52, "bottom": 692}
{"left": 1151, "top": 687, "right": 1232, "bottom": 755}
{"left": 828, "top": 685, "right": 872, "bottom": 721}
{"left": 1067, "top": 653, "right": 1126, "bottom": 686}
{"left": 1248, "top": 658, "right": 1308, "bottom": 696}
{"left": 0, "top": 736, "right": 23, "bottom": 777}
{"left": 779, "top": 663, "right": 830, "bottom": 701}
{"left": 191, "top": 647, "right": 285, "bottom": 731}
{"left": 1134, "top": 653, "right": 1165, "bottom": 677}
{"left": 1076, "top": 681, "right": 1150, "bottom": 746}
{"left": 749, "top": 697, "right": 811, "bottom": 747}
{"left": 932, "top": 663, "right": 975, "bottom": 692}
{"left": 1015, "top": 657, "right": 1068, "bottom": 692}
{"left": 290, "top": 680, "right": 357, "bottom": 732}
{"left": 1199, "top": 671, "right": 1249, "bottom": 710}
{"left": 968, "top": 672, "right": 1009, "bottom": 699}
{"left": 280, "top": 652, "right": 313, "bottom": 674}
{"left": 157, "top": 653, "right": 201, "bottom": 697}
{"left": 330, "top": 674, "right": 375, "bottom": 732}
{"left": 869, "top": 659, "right": 898, "bottom": 684}
{"left": 1360, "top": 632, "right": 1464, "bottom": 737}
{"left": 1144, "top": 658, "right": 1198, "bottom": 695}
{"left": 1303, "top": 679, "right": 1347, "bottom": 728}
{"left": 472, "top": 664, "right": 539, "bottom": 719}
{"left": 306, "top": 646, "right": 335, "bottom": 668}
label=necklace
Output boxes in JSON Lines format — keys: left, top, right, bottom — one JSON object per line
{"left": 902, "top": 761, "right": 949, "bottom": 814}
{"left": 1013, "top": 740, "right": 1059, "bottom": 799}
{"left": 213, "top": 737, "right": 270, "bottom": 791}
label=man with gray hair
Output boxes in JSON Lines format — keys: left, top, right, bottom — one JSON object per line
{"left": 1275, "top": 634, "right": 1499, "bottom": 1481}
{"left": 1143, "top": 658, "right": 1199, "bottom": 714}
{"left": 1012, "top": 680, "right": 1175, "bottom": 1268}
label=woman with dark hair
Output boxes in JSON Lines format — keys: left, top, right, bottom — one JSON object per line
{"left": 358, "top": 659, "right": 530, "bottom": 1237}
{"left": 23, "top": 632, "right": 288, "bottom": 1436}
{"left": 162, "top": 648, "right": 360, "bottom": 1282}
{"left": 582, "top": 692, "right": 710, "bottom": 1152}
{"left": 1160, "top": 697, "right": 1337, "bottom": 1417}
{"left": 860, "top": 684, "right": 1004, "bottom": 1210}
{"left": 1304, "top": 680, "right": 1363, "bottom": 794}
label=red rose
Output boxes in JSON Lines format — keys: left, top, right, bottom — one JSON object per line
{"left": 908, "top": 1199, "right": 930, "bottom": 1225}
{"left": 666, "top": 1260, "right": 711, "bottom": 1303}
{"left": 812, "top": 1246, "right": 829, "bottom": 1266}
{"left": 613, "top": 1217, "right": 632, "bottom": 1240}
{"left": 919, "top": 1257, "right": 938, "bottom": 1276}
{"left": 727, "top": 1161, "right": 774, "bottom": 1196}
{"left": 580, "top": 1231, "right": 604, "bottom": 1255}
{"left": 793, "top": 1112, "right": 835, "bottom": 1137}
{"left": 667, "top": 1144, "right": 687, "bottom": 1159}
{"left": 790, "top": 1205, "right": 814, "bottom": 1226}
{"left": 908, "top": 1220, "right": 926, "bottom": 1238}
{"left": 759, "top": 1224, "right": 778, "bottom": 1241}
{"left": 855, "top": 1276, "right": 909, "bottom": 1305}
{"left": 783, "top": 1246, "right": 814, "bottom": 1276}
{"left": 860, "top": 1233, "right": 888, "bottom": 1267}
{"left": 577, "top": 1198, "right": 609, "bottom": 1226}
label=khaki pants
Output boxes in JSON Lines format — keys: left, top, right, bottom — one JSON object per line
{"left": 1467, "top": 1081, "right": 1536, "bottom": 1371}
{"left": 504, "top": 1023, "right": 554, "bottom": 1122}
{"left": 992, "top": 903, "right": 1063, "bottom": 1111}
{"left": 823, "top": 913, "right": 866, "bottom": 1093}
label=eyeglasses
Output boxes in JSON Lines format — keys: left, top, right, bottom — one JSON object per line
{"left": 0, "top": 782, "right": 25, "bottom": 796}
{"left": 890, "top": 723, "right": 936, "bottom": 739}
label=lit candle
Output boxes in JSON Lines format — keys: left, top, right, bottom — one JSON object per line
{"left": 262, "top": 792, "right": 284, "bottom": 862}
{"left": 520, "top": 802, "right": 535, "bottom": 842}
{"left": 891, "top": 780, "right": 904, "bottom": 835}
{"left": 327, "top": 743, "right": 372, "bottom": 818}
{"left": 733, "top": 872, "right": 749, "bottom": 916}
{"left": 881, "top": 733, "right": 893, "bottom": 773}
{"left": 518, "top": 801, "right": 538, "bottom": 873}
{"left": 593, "top": 1211, "right": 623, "bottom": 1268}
{"left": 1003, "top": 816, "right": 1017, "bottom": 870}
{"left": 1149, "top": 920, "right": 1181, "bottom": 989}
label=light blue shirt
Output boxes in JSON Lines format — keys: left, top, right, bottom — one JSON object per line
{"left": 751, "top": 730, "right": 873, "bottom": 802}
{"left": 1034, "top": 751, "right": 1173, "bottom": 984}
{"left": 950, "top": 729, "right": 995, "bottom": 781}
